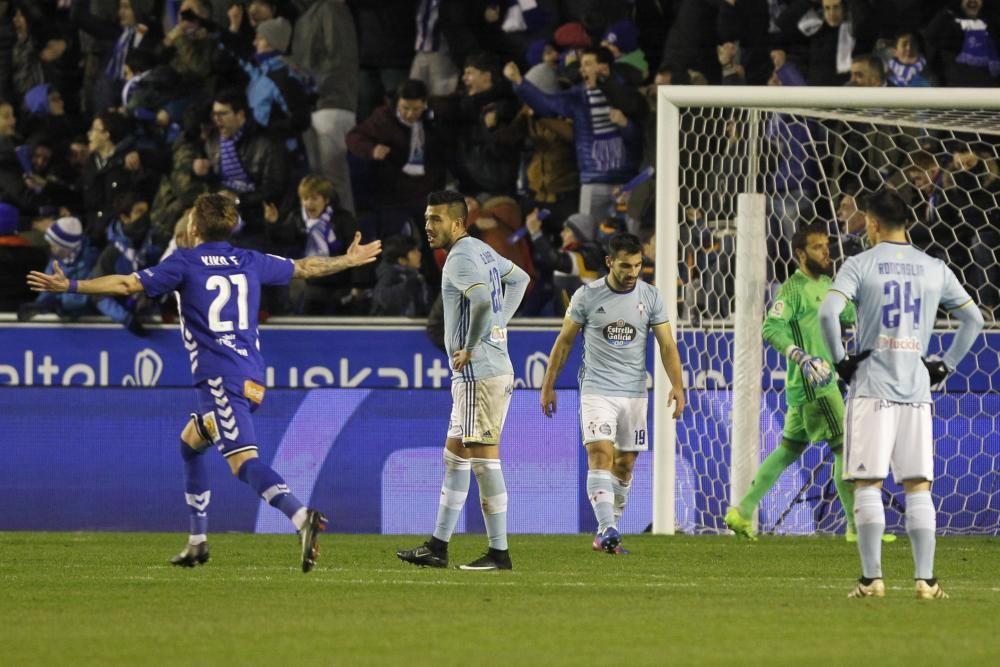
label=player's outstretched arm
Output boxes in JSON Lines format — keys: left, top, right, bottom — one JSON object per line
{"left": 27, "top": 261, "right": 144, "bottom": 297}
{"left": 652, "top": 323, "right": 686, "bottom": 419}
{"left": 540, "top": 318, "right": 582, "bottom": 417}
{"left": 292, "top": 232, "right": 381, "bottom": 279}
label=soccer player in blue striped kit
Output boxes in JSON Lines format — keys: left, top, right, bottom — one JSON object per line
{"left": 396, "top": 190, "right": 530, "bottom": 571}
{"left": 819, "top": 188, "right": 983, "bottom": 599}
{"left": 28, "top": 193, "right": 381, "bottom": 572}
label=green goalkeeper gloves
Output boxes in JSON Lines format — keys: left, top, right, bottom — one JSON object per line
{"left": 786, "top": 345, "right": 833, "bottom": 388}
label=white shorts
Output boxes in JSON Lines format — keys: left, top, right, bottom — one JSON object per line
{"left": 844, "top": 397, "right": 934, "bottom": 482}
{"left": 580, "top": 394, "right": 649, "bottom": 452}
{"left": 447, "top": 374, "right": 514, "bottom": 445}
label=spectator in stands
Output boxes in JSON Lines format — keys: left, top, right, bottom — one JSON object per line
{"left": 601, "top": 19, "right": 648, "bottom": 84}
{"left": 776, "top": 0, "right": 877, "bottom": 86}
{"left": 345, "top": 78, "right": 446, "bottom": 239}
{"left": 71, "top": 0, "right": 162, "bottom": 112}
{"left": 848, "top": 52, "right": 887, "bottom": 86}
{"left": 149, "top": 102, "right": 213, "bottom": 248}
{"left": 78, "top": 110, "right": 156, "bottom": 244}
{"left": 505, "top": 46, "right": 643, "bottom": 220}
{"left": 0, "top": 201, "right": 47, "bottom": 311}
{"left": 265, "top": 173, "right": 369, "bottom": 314}
{"left": 370, "top": 234, "right": 430, "bottom": 317}
{"left": 199, "top": 88, "right": 288, "bottom": 250}
{"left": 354, "top": 0, "right": 417, "bottom": 122}
{"left": 292, "top": 0, "right": 359, "bottom": 214}
{"left": 91, "top": 191, "right": 157, "bottom": 335}
{"left": 10, "top": 4, "right": 45, "bottom": 103}
{"left": 526, "top": 209, "right": 603, "bottom": 315}
{"left": 21, "top": 84, "right": 79, "bottom": 157}
{"left": 17, "top": 216, "right": 97, "bottom": 321}
{"left": 925, "top": 0, "right": 1000, "bottom": 87}
{"left": 448, "top": 51, "right": 522, "bottom": 198}
{"left": 221, "top": 0, "right": 257, "bottom": 59}
{"left": 410, "top": 0, "right": 460, "bottom": 95}
{"left": 886, "top": 31, "right": 934, "bottom": 86}
{"left": 164, "top": 0, "right": 220, "bottom": 95}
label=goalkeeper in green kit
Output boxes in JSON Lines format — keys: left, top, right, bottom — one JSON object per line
{"left": 725, "top": 222, "right": 895, "bottom": 543}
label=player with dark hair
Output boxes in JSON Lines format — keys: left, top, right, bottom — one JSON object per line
{"left": 396, "top": 190, "right": 530, "bottom": 571}
{"left": 540, "top": 232, "right": 685, "bottom": 554}
{"left": 820, "top": 187, "right": 983, "bottom": 599}
{"left": 28, "top": 193, "right": 381, "bottom": 572}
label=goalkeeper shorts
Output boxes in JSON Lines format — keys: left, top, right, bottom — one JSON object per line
{"left": 783, "top": 393, "right": 844, "bottom": 448}
{"left": 843, "top": 397, "right": 933, "bottom": 482}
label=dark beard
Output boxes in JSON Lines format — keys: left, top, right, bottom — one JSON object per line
{"left": 805, "top": 256, "right": 833, "bottom": 277}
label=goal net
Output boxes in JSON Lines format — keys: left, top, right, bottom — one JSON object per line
{"left": 652, "top": 87, "right": 1000, "bottom": 536}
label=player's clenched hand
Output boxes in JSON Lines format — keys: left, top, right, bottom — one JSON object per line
{"left": 541, "top": 386, "right": 557, "bottom": 417}
{"left": 27, "top": 261, "right": 68, "bottom": 293}
{"left": 833, "top": 350, "right": 870, "bottom": 384}
{"left": 452, "top": 349, "right": 471, "bottom": 371}
{"left": 787, "top": 345, "right": 833, "bottom": 388}
{"left": 668, "top": 386, "right": 685, "bottom": 419}
{"left": 345, "top": 232, "right": 382, "bottom": 267}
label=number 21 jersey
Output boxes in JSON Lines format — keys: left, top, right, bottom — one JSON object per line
{"left": 137, "top": 241, "right": 295, "bottom": 383}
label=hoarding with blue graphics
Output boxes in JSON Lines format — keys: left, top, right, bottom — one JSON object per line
{"left": 1, "top": 387, "right": 995, "bottom": 535}
{"left": 1, "top": 325, "right": 995, "bottom": 392}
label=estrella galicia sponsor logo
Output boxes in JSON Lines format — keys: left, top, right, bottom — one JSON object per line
{"left": 603, "top": 319, "right": 637, "bottom": 347}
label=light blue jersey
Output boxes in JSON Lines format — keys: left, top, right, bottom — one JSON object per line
{"left": 567, "top": 277, "right": 669, "bottom": 397}
{"left": 442, "top": 236, "right": 528, "bottom": 382}
{"left": 829, "top": 242, "right": 973, "bottom": 403}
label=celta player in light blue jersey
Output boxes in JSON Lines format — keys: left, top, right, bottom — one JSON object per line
{"left": 540, "top": 233, "right": 685, "bottom": 555}
{"left": 819, "top": 188, "right": 983, "bottom": 600}
{"left": 397, "top": 191, "right": 530, "bottom": 571}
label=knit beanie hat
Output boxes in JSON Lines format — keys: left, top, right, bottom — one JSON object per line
{"left": 45, "top": 216, "right": 84, "bottom": 255}
{"left": 257, "top": 17, "right": 292, "bottom": 53}
{"left": 554, "top": 22, "right": 592, "bottom": 49}
{"left": 563, "top": 212, "right": 595, "bottom": 242}
{"left": 603, "top": 20, "right": 639, "bottom": 54}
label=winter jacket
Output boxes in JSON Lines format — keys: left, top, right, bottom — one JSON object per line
{"left": 371, "top": 262, "right": 430, "bottom": 317}
{"left": 291, "top": 0, "right": 359, "bottom": 112}
{"left": 345, "top": 103, "right": 447, "bottom": 208}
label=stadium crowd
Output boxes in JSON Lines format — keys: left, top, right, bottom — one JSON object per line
{"left": 1, "top": 0, "right": 1000, "bottom": 331}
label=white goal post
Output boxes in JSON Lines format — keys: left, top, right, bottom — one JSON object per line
{"left": 653, "top": 86, "right": 1000, "bottom": 536}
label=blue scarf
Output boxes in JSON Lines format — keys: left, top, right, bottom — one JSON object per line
{"left": 106, "top": 27, "right": 138, "bottom": 81}
{"left": 219, "top": 127, "right": 254, "bottom": 193}
{"left": 304, "top": 206, "right": 342, "bottom": 257}
{"left": 887, "top": 57, "right": 930, "bottom": 87}
{"left": 956, "top": 18, "right": 1000, "bottom": 76}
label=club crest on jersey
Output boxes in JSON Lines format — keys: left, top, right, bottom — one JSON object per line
{"left": 769, "top": 300, "right": 785, "bottom": 317}
{"left": 603, "top": 319, "right": 637, "bottom": 347}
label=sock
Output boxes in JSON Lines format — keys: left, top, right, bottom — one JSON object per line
{"left": 471, "top": 458, "right": 508, "bottom": 551}
{"left": 587, "top": 470, "right": 616, "bottom": 533}
{"left": 236, "top": 458, "right": 306, "bottom": 530}
{"left": 432, "top": 450, "right": 471, "bottom": 544}
{"left": 905, "top": 490, "right": 937, "bottom": 580}
{"left": 738, "top": 443, "right": 800, "bottom": 517}
{"left": 832, "top": 449, "right": 856, "bottom": 533}
{"left": 612, "top": 474, "right": 632, "bottom": 523}
{"left": 854, "top": 486, "right": 885, "bottom": 579}
{"left": 180, "top": 440, "right": 210, "bottom": 544}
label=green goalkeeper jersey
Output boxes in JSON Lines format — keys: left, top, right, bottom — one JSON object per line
{"left": 763, "top": 269, "right": 855, "bottom": 406}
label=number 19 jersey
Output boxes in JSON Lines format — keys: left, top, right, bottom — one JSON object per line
{"left": 831, "top": 241, "right": 972, "bottom": 403}
{"left": 137, "top": 241, "right": 295, "bottom": 383}
{"left": 442, "top": 236, "right": 515, "bottom": 383}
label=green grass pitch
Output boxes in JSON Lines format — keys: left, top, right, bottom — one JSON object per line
{"left": 1, "top": 532, "right": 997, "bottom": 666}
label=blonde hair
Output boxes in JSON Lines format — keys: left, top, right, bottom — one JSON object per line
{"left": 191, "top": 193, "right": 239, "bottom": 241}
{"left": 298, "top": 174, "right": 336, "bottom": 203}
